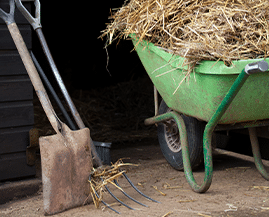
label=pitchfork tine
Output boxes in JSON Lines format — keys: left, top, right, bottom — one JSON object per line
{"left": 89, "top": 176, "right": 120, "bottom": 214}
{"left": 114, "top": 179, "right": 148, "bottom": 207}
{"left": 101, "top": 178, "right": 135, "bottom": 210}
{"left": 95, "top": 191, "right": 120, "bottom": 214}
{"left": 88, "top": 166, "right": 159, "bottom": 214}
{"left": 121, "top": 171, "right": 161, "bottom": 203}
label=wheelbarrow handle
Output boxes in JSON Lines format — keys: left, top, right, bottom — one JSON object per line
{"left": 244, "top": 60, "right": 269, "bottom": 75}
{"left": 15, "top": 0, "right": 41, "bottom": 30}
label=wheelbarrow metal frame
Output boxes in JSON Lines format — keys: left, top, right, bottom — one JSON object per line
{"left": 145, "top": 61, "right": 269, "bottom": 193}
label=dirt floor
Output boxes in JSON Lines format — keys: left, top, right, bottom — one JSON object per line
{"left": 1, "top": 138, "right": 269, "bottom": 217}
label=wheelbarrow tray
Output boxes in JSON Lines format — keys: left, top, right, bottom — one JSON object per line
{"left": 132, "top": 37, "right": 269, "bottom": 125}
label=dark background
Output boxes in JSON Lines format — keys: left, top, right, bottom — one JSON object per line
{"left": 32, "top": 0, "right": 146, "bottom": 91}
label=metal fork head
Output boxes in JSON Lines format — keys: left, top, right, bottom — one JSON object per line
{"left": 88, "top": 164, "right": 160, "bottom": 214}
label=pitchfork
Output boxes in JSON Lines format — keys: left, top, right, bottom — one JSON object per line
{"left": 15, "top": 0, "right": 159, "bottom": 213}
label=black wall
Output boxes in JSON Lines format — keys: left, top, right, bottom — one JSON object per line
{"left": 0, "top": 1, "right": 35, "bottom": 181}
{"left": 32, "top": 1, "right": 145, "bottom": 90}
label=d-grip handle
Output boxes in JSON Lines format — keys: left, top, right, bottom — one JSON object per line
{"left": 245, "top": 60, "right": 269, "bottom": 75}
{"left": 0, "top": 0, "right": 15, "bottom": 25}
{"left": 15, "top": 0, "right": 41, "bottom": 30}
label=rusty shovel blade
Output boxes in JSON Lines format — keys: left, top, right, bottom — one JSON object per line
{"left": 40, "top": 123, "right": 92, "bottom": 215}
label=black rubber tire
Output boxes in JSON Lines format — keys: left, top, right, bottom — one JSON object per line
{"left": 157, "top": 100, "right": 205, "bottom": 171}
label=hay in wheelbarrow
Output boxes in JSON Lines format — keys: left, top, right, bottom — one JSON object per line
{"left": 101, "top": 0, "right": 269, "bottom": 73}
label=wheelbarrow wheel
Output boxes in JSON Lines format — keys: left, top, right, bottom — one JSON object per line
{"left": 158, "top": 100, "right": 205, "bottom": 171}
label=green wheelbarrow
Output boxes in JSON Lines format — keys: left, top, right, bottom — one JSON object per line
{"left": 132, "top": 37, "right": 269, "bottom": 193}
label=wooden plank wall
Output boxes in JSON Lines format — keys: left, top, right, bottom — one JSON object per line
{"left": 0, "top": 1, "right": 35, "bottom": 181}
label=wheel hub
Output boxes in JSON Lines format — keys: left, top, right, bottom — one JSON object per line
{"left": 164, "top": 119, "right": 181, "bottom": 153}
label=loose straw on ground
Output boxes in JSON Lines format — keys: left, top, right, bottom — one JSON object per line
{"left": 88, "top": 159, "right": 138, "bottom": 209}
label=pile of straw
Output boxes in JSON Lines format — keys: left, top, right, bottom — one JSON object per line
{"left": 101, "top": 0, "right": 269, "bottom": 68}
{"left": 88, "top": 159, "right": 136, "bottom": 208}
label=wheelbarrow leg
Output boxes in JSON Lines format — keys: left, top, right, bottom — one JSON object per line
{"left": 146, "top": 111, "right": 213, "bottom": 193}
{"left": 248, "top": 127, "right": 269, "bottom": 180}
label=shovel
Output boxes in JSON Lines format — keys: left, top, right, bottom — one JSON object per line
{"left": 0, "top": 0, "right": 92, "bottom": 215}
{"left": 15, "top": 0, "right": 158, "bottom": 213}
{"left": 14, "top": 0, "right": 104, "bottom": 167}
{"left": 14, "top": 0, "right": 160, "bottom": 214}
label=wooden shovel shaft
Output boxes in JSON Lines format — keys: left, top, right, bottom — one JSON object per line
{"left": 8, "top": 22, "right": 103, "bottom": 167}
{"left": 7, "top": 22, "right": 59, "bottom": 132}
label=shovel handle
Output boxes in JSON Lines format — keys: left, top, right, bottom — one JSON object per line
{"left": 0, "top": 1, "right": 57, "bottom": 130}
{"left": 7, "top": 22, "right": 60, "bottom": 133}
{"left": 15, "top": 0, "right": 41, "bottom": 30}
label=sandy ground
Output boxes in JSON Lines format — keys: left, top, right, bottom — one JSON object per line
{"left": 1, "top": 139, "right": 269, "bottom": 217}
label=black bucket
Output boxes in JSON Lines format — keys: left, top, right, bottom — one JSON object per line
{"left": 93, "top": 141, "right": 112, "bottom": 165}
